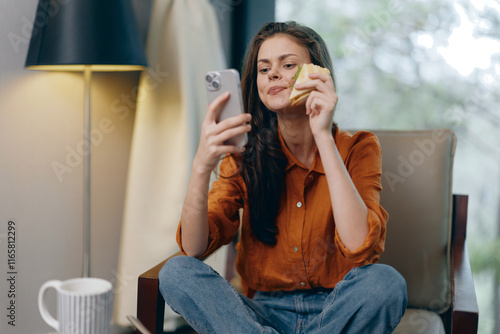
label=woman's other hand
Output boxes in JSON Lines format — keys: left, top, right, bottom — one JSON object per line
{"left": 294, "top": 73, "right": 338, "bottom": 139}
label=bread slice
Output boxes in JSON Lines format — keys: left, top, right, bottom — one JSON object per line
{"left": 289, "top": 63, "right": 330, "bottom": 107}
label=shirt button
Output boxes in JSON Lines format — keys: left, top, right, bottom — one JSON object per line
{"left": 296, "top": 201, "right": 303, "bottom": 208}
{"left": 300, "top": 282, "right": 306, "bottom": 286}
{"left": 293, "top": 246, "right": 299, "bottom": 252}
{"left": 308, "top": 174, "right": 313, "bottom": 180}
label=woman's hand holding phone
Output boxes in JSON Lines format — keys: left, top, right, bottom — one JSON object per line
{"left": 194, "top": 92, "right": 251, "bottom": 176}
{"left": 181, "top": 79, "right": 250, "bottom": 258}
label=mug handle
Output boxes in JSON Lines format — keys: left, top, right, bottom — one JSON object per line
{"left": 38, "top": 280, "right": 62, "bottom": 331}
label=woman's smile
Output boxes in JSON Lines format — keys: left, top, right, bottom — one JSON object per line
{"left": 268, "top": 85, "right": 287, "bottom": 95}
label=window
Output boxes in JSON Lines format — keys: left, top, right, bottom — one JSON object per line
{"left": 276, "top": 1, "right": 500, "bottom": 332}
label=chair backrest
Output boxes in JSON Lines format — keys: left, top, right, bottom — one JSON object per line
{"left": 372, "top": 129, "right": 456, "bottom": 314}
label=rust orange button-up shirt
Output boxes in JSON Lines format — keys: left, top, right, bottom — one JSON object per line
{"left": 177, "top": 129, "right": 388, "bottom": 298}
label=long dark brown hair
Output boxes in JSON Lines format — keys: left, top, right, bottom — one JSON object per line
{"left": 236, "top": 21, "right": 336, "bottom": 245}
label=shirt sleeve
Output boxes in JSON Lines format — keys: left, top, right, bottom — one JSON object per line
{"left": 176, "top": 155, "right": 244, "bottom": 258}
{"left": 334, "top": 131, "right": 389, "bottom": 264}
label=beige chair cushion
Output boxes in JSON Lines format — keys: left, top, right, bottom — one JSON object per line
{"left": 394, "top": 308, "right": 446, "bottom": 334}
{"left": 371, "top": 130, "right": 456, "bottom": 313}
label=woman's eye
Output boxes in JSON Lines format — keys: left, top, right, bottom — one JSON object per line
{"left": 284, "top": 64, "right": 296, "bottom": 69}
{"left": 259, "top": 68, "right": 269, "bottom": 73}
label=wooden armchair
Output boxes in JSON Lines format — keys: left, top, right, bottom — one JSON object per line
{"left": 136, "top": 129, "right": 479, "bottom": 334}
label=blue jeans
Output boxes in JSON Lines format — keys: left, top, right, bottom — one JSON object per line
{"left": 159, "top": 256, "right": 407, "bottom": 334}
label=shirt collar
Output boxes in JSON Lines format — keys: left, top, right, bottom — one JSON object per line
{"left": 278, "top": 126, "right": 325, "bottom": 175}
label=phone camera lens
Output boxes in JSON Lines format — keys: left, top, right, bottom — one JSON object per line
{"left": 212, "top": 81, "right": 219, "bottom": 89}
{"left": 206, "top": 74, "right": 213, "bottom": 83}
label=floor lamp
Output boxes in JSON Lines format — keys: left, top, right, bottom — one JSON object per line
{"left": 25, "top": 0, "right": 147, "bottom": 277}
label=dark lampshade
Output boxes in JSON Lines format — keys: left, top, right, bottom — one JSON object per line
{"left": 25, "top": 0, "right": 147, "bottom": 71}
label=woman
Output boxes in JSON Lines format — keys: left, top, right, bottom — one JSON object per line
{"left": 160, "top": 21, "right": 407, "bottom": 333}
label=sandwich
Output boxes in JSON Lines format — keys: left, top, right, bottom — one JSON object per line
{"left": 289, "top": 63, "right": 330, "bottom": 107}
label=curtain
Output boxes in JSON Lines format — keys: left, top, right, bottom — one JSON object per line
{"left": 114, "top": 0, "right": 227, "bottom": 327}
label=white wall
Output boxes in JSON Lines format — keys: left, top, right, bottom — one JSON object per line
{"left": 0, "top": 1, "right": 144, "bottom": 332}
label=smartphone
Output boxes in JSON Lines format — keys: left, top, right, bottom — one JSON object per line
{"left": 205, "top": 69, "right": 248, "bottom": 147}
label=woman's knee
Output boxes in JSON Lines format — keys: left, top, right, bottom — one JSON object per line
{"left": 365, "top": 264, "right": 407, "bottom": 307}
{"left": 159, "top": 256, "right": 201, "bottom": 299}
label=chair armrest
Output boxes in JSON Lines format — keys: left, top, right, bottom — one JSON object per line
{"left": 137, "top": 252, "right": 182, "bottom": 334}
{"left": 450, "top": 195, "right": 479, "bottom": 334}
{"left": 136, "top": 240, "right": 237, "bottom": 333}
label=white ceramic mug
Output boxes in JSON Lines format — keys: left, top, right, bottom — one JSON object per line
{"left": 38, "top": 278, "right": 113, "bottom": 334}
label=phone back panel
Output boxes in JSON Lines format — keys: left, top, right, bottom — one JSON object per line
{"left": 205, "top": 69, "right": 247, "bottom": 146}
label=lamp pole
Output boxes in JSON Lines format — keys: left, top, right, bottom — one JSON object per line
{"left": 83, "top": 65, "right": 92, "bottom": 277}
